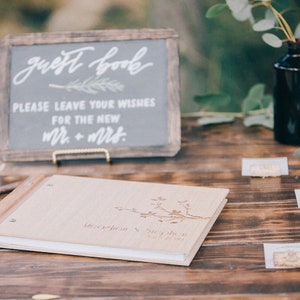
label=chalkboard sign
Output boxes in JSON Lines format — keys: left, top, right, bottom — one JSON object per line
{"left": 0, "top": 29, "right": 180, "bottom": 162}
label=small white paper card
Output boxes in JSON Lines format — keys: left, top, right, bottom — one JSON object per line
{"left": 264, "top": 243, "right": 300, "bottom": 269}
{"left": 294, "top": 190, "right": 300, "bottom": 208}
{"left": 241, "top": 157, "right": 289, "bottom": 177}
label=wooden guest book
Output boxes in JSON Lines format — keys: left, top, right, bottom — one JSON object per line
{"left": 0, "top": 175, "right": 229, "bottom": 266}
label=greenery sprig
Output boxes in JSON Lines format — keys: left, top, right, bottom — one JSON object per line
{"left": 206, "top": 0, "right": 300, "bottom": 47}
{"left": 49, "top": 76, "right": 124, "bottom": 94}
{"left": 188, "top": 1, "right": 300, "bottom": 129}
{"left": 183, "top": 83, "right": 273, "bottom": 129}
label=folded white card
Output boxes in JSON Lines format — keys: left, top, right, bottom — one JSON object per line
{"left": 264, "top": 243, "right": 300, "bottom": 268}
{"left": 294, "top": 190, "right": 300, "bottom": 208}
{"left": 242, "top": 157, "right": 289, "bottom": 177}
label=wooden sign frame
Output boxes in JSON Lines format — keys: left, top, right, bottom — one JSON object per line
{"left": 0, "top": 29, "right": 180, "bottom": 162}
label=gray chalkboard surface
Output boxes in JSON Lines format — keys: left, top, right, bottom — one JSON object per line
{"left": 0, "top": 29, "right": 180, "bottom": 162}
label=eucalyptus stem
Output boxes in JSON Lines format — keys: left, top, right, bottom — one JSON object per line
{"left": 48, "top": 83, "right": 65, "bottom": 89}
{"left": 181, "top": 111, "right": 243, "bottom": 118}
{"left": 254, "top": 1, "right": 296, "bottom": 42}
{"left": 269, "top": 5, "right": 296, "bottom": 42}
{"left": 181, "top": 108, "right": 268, "bottom": 119}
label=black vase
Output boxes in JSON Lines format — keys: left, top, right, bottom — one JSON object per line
{"left": 274, "top": 41, "right": 300, "bottom": 145}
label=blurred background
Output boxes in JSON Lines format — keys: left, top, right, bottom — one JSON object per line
{"left": 0, "top": 0, "right": 287, "bottom": 113}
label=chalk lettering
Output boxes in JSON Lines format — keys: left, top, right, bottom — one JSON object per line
{"left": 96, "top": 114, "right": 120, "bottom": 124}
{"left": 89, "top": 99, "right": 115, "bottom": 109}
{"left": 118, "top": 98, "right": 156, "bottom": 108}
{"left": 13, "top": 46, "right": 154, "bottom": 85}
{"left": 42, "top": 126, "right": 70, "bottom": 146}
{"left": 51, "top": 115, "right": 71, "bottom": 126}
{"left": 13, "top": 47, "right": 94, "bottom": 85}
{"left": 12, "top": 101, "right": 50, "bottom": 113}
{"left": 88, "top": 47, "right": 153, "bottom": 76}
{"left": 87, "top": 126, "right": 126, "bottom": 145}
{"left": 54, "top": 100, "right": 86, "bottom": 111}
{"left": 74, "top": 115, "right": 94, "bottom": 125}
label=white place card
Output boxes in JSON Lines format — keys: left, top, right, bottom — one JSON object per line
{"left": 241, "top": 157, "right": 289, "bottom": 177}
{"left": 264, "top": 243, "right": 300, "bottom": 269}
{"left": 294, "top": 190, "right": 300, "bottom": 208}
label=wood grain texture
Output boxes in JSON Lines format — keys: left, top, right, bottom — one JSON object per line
{"left": 2, "top": 28, "right": 179, "bottom": 45}
{"left": 1, "top": 118, "right": 300, "bottom": 299}
{"left": 0, "top": 245, "right": 300, "bottom": 299}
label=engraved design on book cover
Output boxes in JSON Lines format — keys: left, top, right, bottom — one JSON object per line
{"left": 115, "top": 196, "right": 209, "bottom": 224}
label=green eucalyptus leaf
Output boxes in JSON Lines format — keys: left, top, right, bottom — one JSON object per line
{"left": 242, "top": 97, "right": 261, "bottom": 114}
{"left": 226, "top": 0, "right": 252, "bottom": 22}
{"left": 205, "top": 4, "right": 228, "bottom": 18}
{"left": 194, "top": 93, "right": 231, "bottom": 111}
{"left": 226, "top": 0, "right": 248, "bottom": 13}
{"left": 241, "top": 84, "right": 266, "bottom": 114}
{"left": 261, "top": 94, "right": 273, "bottom": 108}
{"left": 243, "top": 114, "right": 273, "bottom": 129}
{"left": 232, "top": 5, "right": 252, "bottom": 22}
{"left": 253, "top": 19, "right": 275, "bottom": 32}
{"left": 294, "top": 148, "right": 300, "bottom": 157}
{"left": 295, "top": 23, "right": 300, "bottom": 39}
{"left": 198, "top": 115, "right": 235, "bottom": 126}
{"left": 262, "top": 33, "right": 283, "bottom": 48}
{"left": 248, "top": 83, "right": 266, "bottom": 99}
{"left": 265, "top": 8, "right": 276, "bottom": 23}
{"left": 266, "top": 101, "right": 273, "bottom": 111}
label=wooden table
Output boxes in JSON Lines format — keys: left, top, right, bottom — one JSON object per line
{"left": 1, "top": 118, "right": 300, "bottom": 299}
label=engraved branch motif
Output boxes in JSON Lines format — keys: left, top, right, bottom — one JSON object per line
{"left": 49, "top": 76, "right": 124, "bottom": 94}
{"left": 115, "top": 196, "right": 209, "bottom": 224}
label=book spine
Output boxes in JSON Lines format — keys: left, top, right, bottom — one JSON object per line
{"left": 0, "top": 175, "right": 45, "bottom": 222}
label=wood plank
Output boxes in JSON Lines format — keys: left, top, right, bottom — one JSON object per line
{"left": 1, "top": 169, "right": 297, "bottom": 204}
{"left": 205, "top": 202, "right": 300, "bottom": 244}
{"left": 0, "top": 244, "right": 299, "bottom": 299}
